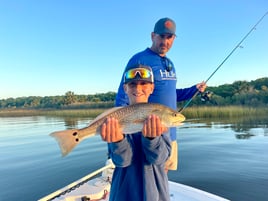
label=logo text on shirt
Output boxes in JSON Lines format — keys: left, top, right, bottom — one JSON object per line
{"left": 159, "top": 69, "right": 176, "bottom": 80}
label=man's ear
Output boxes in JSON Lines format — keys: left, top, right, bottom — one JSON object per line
{"left": 151, "top": 32, "right": 155, "bottom": 41}
{"left": 123, "top": 84, "right": 127, "bottom": 93}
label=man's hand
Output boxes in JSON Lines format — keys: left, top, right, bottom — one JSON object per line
{"left": 100, "top": 117, "right": 124, "bottom": 143}
{"left": 196, "top": 81, "right": 207, "bottom": 93}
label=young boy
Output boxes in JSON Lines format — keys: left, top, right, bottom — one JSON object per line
{"left": 100, "top": 65, "right": 171, "bottom": 201}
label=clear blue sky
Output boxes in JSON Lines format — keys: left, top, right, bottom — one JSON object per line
{"left": 1, "top": 0, "right": 267, "bottom": 99}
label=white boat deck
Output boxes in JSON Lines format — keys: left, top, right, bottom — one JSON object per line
{"left": 39, "top": 160, "right": 230, "bottom": 201}
{"left": 51, "top": 176, "right": 110, "bottom": 201}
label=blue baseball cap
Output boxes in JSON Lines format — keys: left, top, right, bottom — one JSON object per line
{"left": 154, "top": 17, "right": 176, "bottom": 35}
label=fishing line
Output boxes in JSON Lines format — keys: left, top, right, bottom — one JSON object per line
{"left": 179, "top": 11, "right": 268, "bottom": 113}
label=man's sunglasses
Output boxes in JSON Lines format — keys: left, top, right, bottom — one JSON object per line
{"left": 161, "top": 57, "right": 174, "bottom": 72}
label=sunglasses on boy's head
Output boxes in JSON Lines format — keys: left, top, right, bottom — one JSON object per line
{"left": 124, "top": 68, "right": 152, "bottom": 80}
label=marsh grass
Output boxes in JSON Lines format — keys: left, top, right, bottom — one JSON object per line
{"left": 0, "top": 108, "right": 106, "bottom": 118}
{"left": 1, "top": 106, "right": 267, "bottom": 119}
{"left": 182, "top": 106, "right": 268, "bottom": 119}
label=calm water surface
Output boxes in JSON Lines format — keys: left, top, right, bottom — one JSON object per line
{"left": 0, "top": 116, "right": 267, "bottom": 201}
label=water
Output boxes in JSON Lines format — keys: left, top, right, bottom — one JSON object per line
{"left": 0, "top": 116, "right": 267, "bottom": 201}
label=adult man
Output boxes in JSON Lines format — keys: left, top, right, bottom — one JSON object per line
{"left": 115, "top": 17, "right": 206, "bottom": 171}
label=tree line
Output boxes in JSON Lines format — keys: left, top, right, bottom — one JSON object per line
{"left": 0, "top": 91, "right": 116, "bottom": 109}
{"left": 1, "top": 77, "right": 268, "bottom": 109}
{"left": 188, "top": 77, "right": 268, "bottom": 107}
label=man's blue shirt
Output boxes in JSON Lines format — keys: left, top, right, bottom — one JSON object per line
{"left": 115, "top": 48, "right": 197, "bottom": 140}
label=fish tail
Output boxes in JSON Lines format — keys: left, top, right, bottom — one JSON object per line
{"left": 50, "top": 129, "right": 81, "bottom": 157}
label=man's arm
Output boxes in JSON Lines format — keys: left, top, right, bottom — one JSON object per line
{"left": 176, "top": 81, "right": 207, "bottom": 102}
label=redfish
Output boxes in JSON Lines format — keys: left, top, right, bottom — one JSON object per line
{"left": 50, "top": 103, "right": 185, "bottom": 156}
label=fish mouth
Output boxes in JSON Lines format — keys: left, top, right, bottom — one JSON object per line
{"left": 171, "top": 121, "right": 184, "bottom": 126}
{"left": 173, "top": 118, "right": 186, "bottom": 124}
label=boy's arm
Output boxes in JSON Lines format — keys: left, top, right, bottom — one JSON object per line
{"left": 101, "top": 117, "right": 133, "bottom": 167}
{"left": 142, "top": 115, "right": 171, "bottom": 165}
{"left": 108, "top": 138, "right": 133, "bottom": 167}
{"left": 142, "top": 133, "right": 171, "bottom": 165}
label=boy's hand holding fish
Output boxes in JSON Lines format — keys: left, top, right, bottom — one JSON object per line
{"left": 101, "top": 117, "right": 124, "bottom": 143}
{"left": 101, "top": 114, "right": 168, "bottom": 143}
{"left": 142, "top": 115, "right": 168, "bottom": 138}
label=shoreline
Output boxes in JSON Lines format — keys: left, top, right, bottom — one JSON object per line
{"left": 1, "top": 106, "right": 267, "bottom": 119}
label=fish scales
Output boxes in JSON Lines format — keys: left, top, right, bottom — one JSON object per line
{"left": 83, "top": 105, "right": 138, "bottom": 134}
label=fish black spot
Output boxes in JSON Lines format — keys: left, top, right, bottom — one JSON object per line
{"left": 73, "top": 132, "right": 78, "bottom": 136}
{"left": 76, "top": 138, "right": 79, "bottom": 142}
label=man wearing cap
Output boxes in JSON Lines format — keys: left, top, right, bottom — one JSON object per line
{"left": 101, "top": 64, "right": 171, "bottom": 201}
{"left": 115, "top": 17, "right": 207, "bottom": 172}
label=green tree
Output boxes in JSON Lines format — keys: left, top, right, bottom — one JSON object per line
{"left": 63, "top": 91, "right": 77, "bottom": 105}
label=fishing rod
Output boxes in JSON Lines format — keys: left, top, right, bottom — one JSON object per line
{"left": 178, "top": 11, "right": 268, "bottom": 113}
